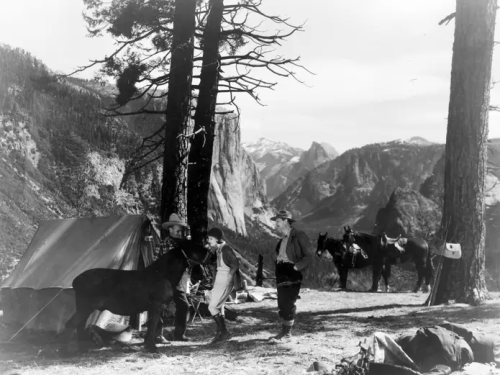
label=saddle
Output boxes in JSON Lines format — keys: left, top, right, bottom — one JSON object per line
{"left": 384, "top": 234, "right": 407, "bottom": 252}
{"left": 344, "top": 243, "right": 369, "bottom": 267}
{"left": 384, "top": 234, "right": 401, "bottom": 245}
{"left": 394, "top": 238, "right": 407, "bottom": 252}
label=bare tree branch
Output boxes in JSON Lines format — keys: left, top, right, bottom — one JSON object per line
{"left": 439, "top": 12, "right": 456, "bottom": 26}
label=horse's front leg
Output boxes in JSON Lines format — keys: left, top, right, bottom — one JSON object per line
{"left": 369, "top": 260, "right": 383, "bottom": 292}
{"left": 335, "top": 261, "right": 348, "bottom": 289}
{"left": 413, "top": 261, "right": 424, "bottom": 293}
{"left": 145, "top": 301, "right": 164, "bottom": 353}
{"left": 382, "top": 263, "right": 392, "bottom": 293}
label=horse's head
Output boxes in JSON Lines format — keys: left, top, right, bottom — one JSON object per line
{"left": 316, "top": 232, "right": 329, "bottom": 257}
{"left": 317, "top": 233, "right": 346, "bottom": 262}
{"left": 178, "top": 240, "right": 211, "bottom": 267}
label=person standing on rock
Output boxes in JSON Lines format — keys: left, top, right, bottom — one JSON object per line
{"left": 206, "top": 227, "right": 241, "bottom": 344}
{"left": 268, "top": 210, "right": 312, "bottom": 344}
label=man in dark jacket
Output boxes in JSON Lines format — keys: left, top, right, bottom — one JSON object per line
{"left": 156, "top": 213, "right": 192, "bottom": 342}
{"left": 268, "top": 210, "right": 312, "bottom": 344}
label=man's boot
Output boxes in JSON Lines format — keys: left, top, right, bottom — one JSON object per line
{"left": 268, "top": 321, "right": 285, "bottom": 341}
{"left": 173, "top": 320, "right": 190, "bottom": 342}
{"left": 209, "top": 314, "right": 221, "bottom": 344}
{"left": 210, "top": 314, "right": 231, "bottom": 344}
{"left": 216, "top": 315, "right": 231, "bottom": 342}
{"left": 269, "top": 321, "right": 293, "bottom": 344}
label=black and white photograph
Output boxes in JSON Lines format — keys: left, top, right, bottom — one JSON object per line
{"left": 0, "top": 0, "right": 499, "bottom": 374}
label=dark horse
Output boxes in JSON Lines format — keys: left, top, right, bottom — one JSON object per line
{"left": 316, "top": 232, "right": 389, "bottom": 291}
{"left": 343, "top": 226, "right": 434, "bottom": 293}
{"left": 61, "top": 241, "right": 210, "bottom": 353}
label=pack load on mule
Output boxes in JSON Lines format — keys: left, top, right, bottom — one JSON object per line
{"left": 316, "top": 226, "right": 434, "bottom": 293}
{"left": 316, "top": 232, "right": 373, "bottom": 290}
{"left": 1, "top": 215, "right": 159, "bottom": 334}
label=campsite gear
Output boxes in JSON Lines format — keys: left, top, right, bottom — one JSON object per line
{"left": 161, "top": 213, "right": 188, "bottom": 230}
{"left": 89, "top": 322, "right": 134, "bottom": 346}
{"left": 431, "top": 242, "right": 462, "bottom": 259}
{"left": 369, "top": 331, "right": 420, "bottom": 371}
{"left": 337, "top": 331, "right": 455, "bottom": 375}
{"left": 438, "top": 322, "right": 496, "bottom": 364}
{"left": 1, "top": 215, "right": 158, "bottom": 333}
{"left": 396, "top": 326, "right": 474, "bottom": 373}
{"left": 428, "top": 241, "right": 462, "bottom": 306}
{"left": 61, "top": 241, "right": 210, "bottom": 353}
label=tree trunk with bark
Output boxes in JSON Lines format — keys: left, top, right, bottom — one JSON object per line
{"left": 433, "top": 0, "right": 496, "bottom": 305}
{"left": 160, "top": 0, "right": 197, "bottom": 234}
{"left": 187, "top": 0, "right": 224, "bottom": 244}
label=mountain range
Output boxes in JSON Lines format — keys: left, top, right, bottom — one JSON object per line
{"left": 242, "top": 138, "right": 338, "bottom": 200}
{"left": 1, "top": 43, "right": 499, "bottom": 289}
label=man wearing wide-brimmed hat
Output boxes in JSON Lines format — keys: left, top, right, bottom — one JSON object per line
{"left": 155, "top": 213, "right": 192, "bottom": 342}
{"left": 267, "top": 209, "right": 312, "bottom": 344}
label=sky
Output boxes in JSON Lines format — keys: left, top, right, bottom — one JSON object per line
{"left": 1, "top": 0, "right": 500, "bottom": 154}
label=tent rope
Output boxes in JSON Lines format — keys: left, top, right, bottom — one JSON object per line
{"left": 7, "top": 289, "right": 64, "bottom": 343}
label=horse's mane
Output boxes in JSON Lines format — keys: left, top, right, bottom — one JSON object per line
{"left": 146, "top": 246, "right": 185, "bottom": 272}
{"left": 323, "top": 236, "right": 344, "bottom": 253}
{"left": 351, "top": 231, "right": 378, "bottom": 240}
{"left": 326, "top": 236, "right": 343, "bottom": 244}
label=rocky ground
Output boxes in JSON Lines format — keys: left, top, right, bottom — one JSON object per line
{"left": 0, "top": 290, "right": 499, "bottom": 375}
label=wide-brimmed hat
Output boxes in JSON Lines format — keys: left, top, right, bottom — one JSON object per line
{"left": 207, "top": 227, "right": 224, "bottom": 243}
{"left": 161, "top": 213, "right": 188, "bottom": 230}
{"left": 271, "top": 210, "right": 295, "bottom": 222}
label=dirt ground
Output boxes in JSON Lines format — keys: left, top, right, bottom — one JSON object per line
{"left": 0, "top": 290, "right": 499, "bottom": 375}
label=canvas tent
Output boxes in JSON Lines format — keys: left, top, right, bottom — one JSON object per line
{"left": 0, "top": 215, "right": 158, "bottom": 333}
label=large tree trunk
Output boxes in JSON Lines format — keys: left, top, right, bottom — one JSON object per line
{"left": 187, "top": 0, "right": 224, "bottom": 244}
{"left": 160, "top": 0, "right": 197, "bottom": 234}
{"left": 433, "top": 0, "right": 496, "bottom": 305}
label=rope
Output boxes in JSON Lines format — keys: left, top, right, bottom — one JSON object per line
{"left": 7, "top": 289, "right": 64, "bottom": 343}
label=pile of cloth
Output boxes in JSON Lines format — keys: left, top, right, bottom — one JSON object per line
{"left": 333, "top": 321, "right": 497, "bottom": 375}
